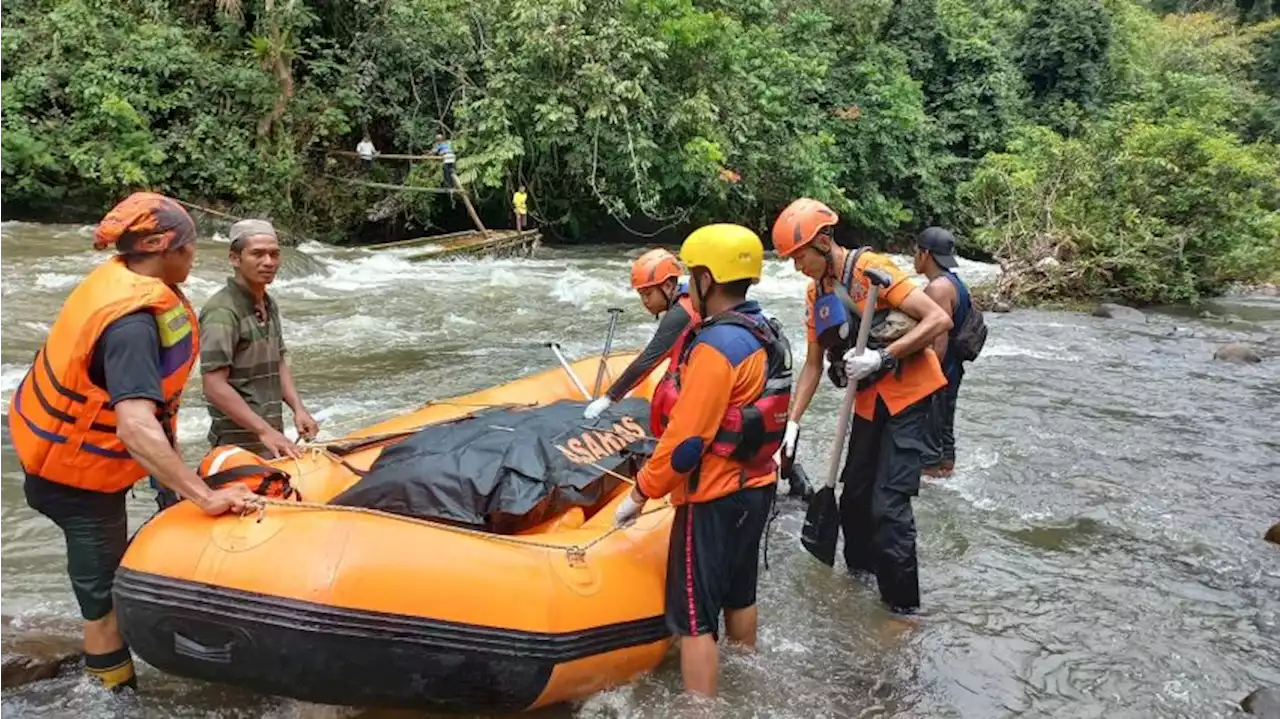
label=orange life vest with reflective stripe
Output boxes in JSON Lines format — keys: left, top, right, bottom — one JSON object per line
{"left": 7, "top": 257, "right": 199, "bottom": 493}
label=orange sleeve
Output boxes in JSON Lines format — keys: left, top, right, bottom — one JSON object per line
{"left": 804, "top": 281, "right": 818, "bottom": 344}
{"left": 636, "top": 343, "right": 734, "bottom": 499}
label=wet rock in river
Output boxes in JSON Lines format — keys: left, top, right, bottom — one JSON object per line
{"left": 1092, "top": 303, "right": 1145, "bottom": 322}
{"left": 1242, "top": 687, "right": 1280, "bottom": 718}
{"left": 1265, "top": 523, "right": 1280, "bottom": 546}
{"left": 1, "top": 618, "right": 81, "bottom": 689}
{"left": 1213, "top": 343, "right": 1262, "bottom": 364}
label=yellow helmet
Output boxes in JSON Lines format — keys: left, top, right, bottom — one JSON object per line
{"left": 678, "top": 223, "right": 764, "bottom": 284}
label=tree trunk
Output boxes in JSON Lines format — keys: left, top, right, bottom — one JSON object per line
{"left": 257, "top": 33, "right": 294, "bottom": 138}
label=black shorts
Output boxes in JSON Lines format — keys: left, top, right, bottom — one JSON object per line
{"left": 665, "top": 483, "right": 777, "bottom": 638}
{"left": 24, "top": 473, "right": 130, "bottom": 621}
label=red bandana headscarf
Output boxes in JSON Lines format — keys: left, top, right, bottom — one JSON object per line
{"left": 92, "top": 192, "right": 197, "bottom": 254}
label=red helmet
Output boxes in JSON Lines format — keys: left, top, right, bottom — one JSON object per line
{"left": 771, "top": 198, "right": 838, "bottom": 257}
{"left": 630, "top": 248, "right": 683, "bottom": 289}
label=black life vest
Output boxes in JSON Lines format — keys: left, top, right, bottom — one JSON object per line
{"left": 655, "top": 310, "right": 794, "bottom": 479}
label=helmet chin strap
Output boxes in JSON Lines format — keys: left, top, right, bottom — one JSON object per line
{"left": 819, "top": 238, "right": 839, "bottom": 292}
{"left": 650, "top": 282, "right": 675, "bottom": 320}
{"left": 691, "top": 273, "right": 708, "bottom": 317}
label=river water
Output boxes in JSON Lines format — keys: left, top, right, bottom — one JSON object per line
{"left": 2, "top": 221, "right": 1277, "bottom": 719}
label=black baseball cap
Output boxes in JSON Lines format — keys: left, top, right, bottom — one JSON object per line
{"left": 917, "top": 227, "right": 959, "bottom": 269}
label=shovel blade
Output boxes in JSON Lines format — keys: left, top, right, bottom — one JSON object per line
{"left": 801, "top": 486, "right": 839, "bottom": 566}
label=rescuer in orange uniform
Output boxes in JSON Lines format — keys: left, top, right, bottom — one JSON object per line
{"left": 774, "top": 198, "right": 952, "bottom": 614}
{"left": 9, "top": 192, "right": 261, "bottom": 692}
{"left": 583, "top": 248, "right": 699, "bottom": 424}
{"left": 614, "top": 224, "right": 793, "bottom": 697}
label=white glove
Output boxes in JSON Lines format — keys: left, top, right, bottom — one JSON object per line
{"left": 583, "top": 396, "right": 612, "bottom": 419}
{"left": 844, "top": 347, "right": 885, "bottom": 382}
{"left": 614, "top": 490, "right": 645, "bottom": 526}
{"left": 782, "top": 421, "right": 801, "bottom": 460}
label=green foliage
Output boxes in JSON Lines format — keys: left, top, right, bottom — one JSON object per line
{"left": 881, "top": 0, "right": 1027, "bottom": 223}
{"left": 2, "top": 0, "right": 1278, "bottom": 302}
{"left": 960, "top": 6, "right": 1280, "bottom": 304}
{"left": 1019, "top": 0, "right": 1114, "bottom": 134}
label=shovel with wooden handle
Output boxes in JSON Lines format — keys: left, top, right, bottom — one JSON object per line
{"left": 800, "top": 267, "right": 893, "bottom": 566}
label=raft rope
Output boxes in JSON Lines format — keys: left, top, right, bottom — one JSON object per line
{"left": 246, "top": 494, "right": 672, "bottom": 564}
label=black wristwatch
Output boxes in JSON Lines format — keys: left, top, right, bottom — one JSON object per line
{"left": 877, "top": 347, "right": 898, "bottom": 373}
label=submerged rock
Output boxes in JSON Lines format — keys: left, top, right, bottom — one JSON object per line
{"left": 1092, "top": 303, "right": 1145, "bottom": 322}
{"left": 1242, "top": 687, "right": 1280, "bottom": 718}
{"left": 1214, "top": 343, "right": 1262, "bottom": 364}
{"left": 1, "top": 625, "right": 81, "bottom": 689}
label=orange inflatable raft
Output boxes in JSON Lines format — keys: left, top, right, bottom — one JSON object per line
{"left": 114, "top": 353, "right": 676, "bottom": 713}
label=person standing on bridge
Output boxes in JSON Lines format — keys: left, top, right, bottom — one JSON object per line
{"left": 199, "top": 220, "right": 319, "bottom": 464}
{"left": 9, "top": 192, "right": 260, "bottom": 693}
{"left": 773, "top": 198, "right": 951, "bottom": 615}
{"left": 583, "top": 248, "right": 698, "bottom": 425}
{"left": 513, "top": 184, "right": 528, "bottom": 232}
{"left": 434, "top": 133, "right": 457, "bottom": 189}
{"left": 614, "top": 224, "right": 791, "bottom": 698}
{"left": 356, "top": 134, "right": 377, "bottom": 171}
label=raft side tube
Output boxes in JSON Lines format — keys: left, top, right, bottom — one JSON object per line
{"left": 114, "top": 568, "right": 670, "bottom": 712}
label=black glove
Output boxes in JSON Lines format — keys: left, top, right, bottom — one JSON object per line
{"left": 825, "top": 346, "right": 848, "bottom": 388}
{"left": 784, "top": 460, "right": 815, "bottom": 501}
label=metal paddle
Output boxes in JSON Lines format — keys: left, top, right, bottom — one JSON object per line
{"left": 545, "top": 342, "right": 592, "bottom": 400}
{"left": 801, "top": 267, "right": 893, "bottom": 566}
{"left": 592, "top": 308, "right": 624, "bottom": 399}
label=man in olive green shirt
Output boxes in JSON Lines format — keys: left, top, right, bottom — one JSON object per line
{"left": 199, "top": 220, "right": 319, "bottom": 458}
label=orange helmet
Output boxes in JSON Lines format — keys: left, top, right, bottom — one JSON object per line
{"left": 630, "top": 248, "right": 683, "bottom": 289}
{"left": 198, "top": 445, "right": 299, "bottom": 500}
{"left": 771, "top": 198, "right": 839, "bottom": 257}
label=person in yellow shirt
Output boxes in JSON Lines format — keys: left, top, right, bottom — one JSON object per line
{"left": 513, "top": 185, "right": 528, "bottom": 231}
{"left": 614, "top": 224, "right": 792, "bottom": 698}
{"left": 773, "top": 198, "right": 952, "bottom": 614}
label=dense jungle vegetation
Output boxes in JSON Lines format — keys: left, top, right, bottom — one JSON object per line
{"left": 3, "top": 0, "right": 1279, "bottom": 303}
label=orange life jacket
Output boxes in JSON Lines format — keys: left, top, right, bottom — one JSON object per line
{"left": 7, "top": 257, "right": 199, "bottom": 493}
{"left": 198, "top": 445, "right": 300, "bottom": 501}
{"left": 648, "top": 293, "right": 699, "bottom": 437}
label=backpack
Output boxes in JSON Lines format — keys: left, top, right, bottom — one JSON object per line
{"left": 949, "top": 276, "right": 988, "bottom": 362}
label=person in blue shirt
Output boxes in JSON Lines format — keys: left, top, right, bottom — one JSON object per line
{"left": 914, "top": 227, "right": 970, "bottom": 478}
{"left": 434, "top": 133, "right": 456, "bottom": 189}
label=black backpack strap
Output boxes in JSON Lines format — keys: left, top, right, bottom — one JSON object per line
{"left": 831, "top": 246, "right": 869, "bottom": 311}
